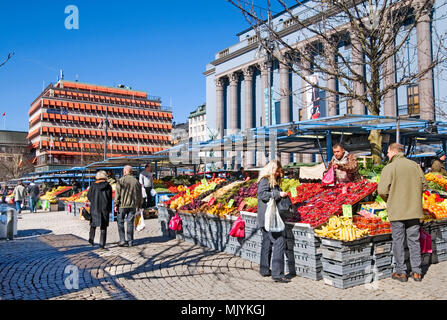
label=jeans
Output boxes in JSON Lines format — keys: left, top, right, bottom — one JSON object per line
{"left": 260, "top": 227, "right": 285, "bottom": 279}
{"left": 391, "top": 219, "right": 422, "bottom": 274}
{"left": 89, "top": 225, "right": 107, "bottom": 247}
{"left": 29, "top": 197, "right": 38, "bottom": 213}
{"left": 144, "top": 187, "right": 155, "bottom": 208}
{"left": 15, "top": 201, "right": 22, "bottom": 213}
{"left": 117, "top": 208, "right": 136, "bottom": 245}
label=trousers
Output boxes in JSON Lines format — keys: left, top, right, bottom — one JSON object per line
{"left": 15, "top": 201, "right": 22, "bottom": 213}
{"left": 260, "top": 227, "right": 285, "bottom": 279}
{"left": 29, "top": 197, "right": 38, "bottom": 213}
{"left": 391, "top": 219, "right": 422, "bottom": 274}
{"left": 117, "top": 208, "right": 136, "bottom": 245}
{"left": 89, "top": 225, "right": 107, "bottom": 247}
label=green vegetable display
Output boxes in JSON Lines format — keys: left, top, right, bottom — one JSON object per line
{"left": 244, "top": 197, "right": 258, "bottom": 208}
{"left": 280, "top": 179, "right": 301, "bottom": 194}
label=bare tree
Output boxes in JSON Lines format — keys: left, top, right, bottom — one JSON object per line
{"left": 229, "top": 0, "right": 447, "bottom": 163}
{"left": 0, "top": 154, "right": 34, "bottom": 181}
{"left": 0, "top": 52, "right": 14, "bottom": 68}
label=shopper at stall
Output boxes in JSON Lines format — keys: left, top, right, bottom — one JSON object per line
{"left": 27, "top": 180, "right": 40, "bottom": 213}
{"left": 324, "top": 143, "right": 362, "bottom": 184}
{"left": 431, "top": 149, "right": 447, "bottom": 176}
{"left": 13, "top": 181, "right": 26, "bottom": 214}
{"left": 378, "top": 143, "right": 428, "bottom": 282}
{"left": 115, "top": 165, "right": 143, "bottom": 247}
{"left": 1, "top": 184, "right": 8, "bottom": 203}
{"left": 87, "top": 171, "right": 113, "bottom": 249}
{"left": 71, "top": 179, "right": 81, "bottom": 196}
{"left": 257, "top": 159, "right": 290, "bottom": 283}
{"left": 139, "top": 164, "right": 154, "bottom": 208}
{"left": 106, "top": 170, "right": 116, "bottom": 185}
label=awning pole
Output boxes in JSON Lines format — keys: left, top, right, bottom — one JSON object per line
{"left": 396, "top": 118, "right": 400, "bottom": 144}
{"left": 325, "top": 130, "right": 333, "bottom": 166}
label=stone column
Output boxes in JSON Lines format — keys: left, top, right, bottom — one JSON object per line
{"left": 383, "top": 28, "right": 397, "bottom": 117}
{"left": 280, "top": 59, "right": 291, "bottom": 166}
{"left": 300, "top": 48, "right": 314, "bottom": 163}
{"left": 325, "top": 41, "right": 337, "bottom": 116}
{"left": 351, "top": 32, "right": 365, "bottom": 115}
{"left": 229, "top": 72, "right": 240, "bottom": 132}
{"left": 215, "top": 77, "right": 225, "bottom": 139}
{"left": 243, "top": 66, "right": 255, "bottom": 168}
{"left": 258, "top": 61, "right": 270, "bottom": 167}
{"left": 416, "top": 2, "right": 434, "bottom": 121}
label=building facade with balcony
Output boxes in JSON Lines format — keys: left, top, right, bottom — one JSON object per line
{"left": 188, "top": 104, "right": 207, "bottom": 143}
{"left": 204, "top": 0, "right": 447, "bottom": 167}
{"left": 28, "top": 80, "right": 173, "bottom": 172}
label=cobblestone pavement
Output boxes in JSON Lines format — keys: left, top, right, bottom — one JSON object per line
{"left": 1, "top": 210, "right": 447, "bottom": 300}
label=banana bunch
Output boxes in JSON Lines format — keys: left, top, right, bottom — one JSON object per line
{"left": 315, "top": 216, "right": 369, "bottom": 242}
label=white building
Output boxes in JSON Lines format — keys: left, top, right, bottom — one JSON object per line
{"left": 188, "top": 104, "right": 207, "bottom": 142}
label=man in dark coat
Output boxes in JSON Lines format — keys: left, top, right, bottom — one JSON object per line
{"left": 27, "top": 180, "right": 40, "bottom": 213}
{"left": 87, "top": 171, "right": 113, "bottom": 249}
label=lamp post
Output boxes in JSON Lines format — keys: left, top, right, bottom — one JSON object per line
{"left": 99, "top": 107, "right": 113, "bottom": 161}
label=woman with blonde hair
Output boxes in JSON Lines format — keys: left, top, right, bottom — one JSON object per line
{"left": 257, "top": 159, "right": 290, "bottom": 283}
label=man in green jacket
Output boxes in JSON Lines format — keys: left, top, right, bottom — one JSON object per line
{"left": 114, "top": 165, "right": 143, "bottom": 247}
{"left": 431, "top": 149, "right": 447, "bottom": 176}
{"left": 378, "top": 143, "right": 428, "bottom": 282}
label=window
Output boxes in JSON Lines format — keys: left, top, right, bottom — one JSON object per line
{"left": 346, "top": 99, "right": 353, "bottom": 114}
{"left": 407, "top": 85, "right": 420, "bottom": 115}
{"left": 299, "top": 108, "right": 303, "bottom": 121}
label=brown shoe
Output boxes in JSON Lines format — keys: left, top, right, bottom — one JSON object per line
{"left": 410, "top": 272, "right": 422, "bottom": 282}
{"left": 391, "top": 273, "right": 408, "bottom": 282}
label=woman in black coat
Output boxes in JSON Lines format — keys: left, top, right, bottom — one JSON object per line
{"left": 87, "top": 171, "right": 113, "bottom": 249}
{"left": 257, "top": 160, "right": 290, "bottom": 283}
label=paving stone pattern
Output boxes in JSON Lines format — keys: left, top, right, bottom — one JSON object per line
{"left": 0, "top": 210, "right": 447, "bottom": 300}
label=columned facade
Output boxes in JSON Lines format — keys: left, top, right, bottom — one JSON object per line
{"left": 215, "top": 78, "right": 225, "bottom": 139}
{"left": 243, "top": 67, "right": 255, "bottom": 168}
{"left": 351, "top": 31, "right": 365, "bottom": 115}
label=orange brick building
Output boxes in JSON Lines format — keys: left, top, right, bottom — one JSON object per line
{"left": 28, "top": 80, "right": 173, "bottom": 172}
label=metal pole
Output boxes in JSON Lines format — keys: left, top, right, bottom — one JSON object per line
{"left": 326, "top": 130, "right": 333, "bottom": 165}
{"left": 104, "top": 107, "right": 108, "bottom": 161}
{"left": 396, "top": 119, "right": 400, "bottom": 144}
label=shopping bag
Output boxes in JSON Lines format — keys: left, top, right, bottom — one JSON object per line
{"left": 150, "top": 189, "right": 157, "bottom": 197}
{"left": 420, "top": 228, "right": 433, "bottom": 254}
{"left": 229, "top": 215, "right": 245, "bottom": 238}
{"left": 80, "top": 207, "right": 91, "bottom": 221}
{"left": 142, "top": 187, "right": 147, "bottom": 199}
{"left": 322, "top": 166, "right": 335, "bottom": 185}
{"left": 264, "top": 198, "right": 285, "bottom": 232}
{"left": 135, "top": 209, "right": 146, "bottom": 231}
{"left": 168, "top": 213, "right": 182, "bottom": 231}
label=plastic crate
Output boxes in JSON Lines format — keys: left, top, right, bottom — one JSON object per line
{"left": 285, "top": 250, "right": 322, "bottom": 269}
{"left": 435, "top": 251, "right": 447, "bottom": 263}
{"left": 320, "top": 236, "right": 371, "bottom": 249}
{"left": 321, "top": 243, "right": 372, "bottom": 262}
{"left": 224, "top": 242, "right": 242, "bottom": 256}
{"left": 285, "top": 222, "right": 320, "bottom": 245}
{"left": 286, "top": 239, "right": 321, "bottom": 256}
{"left": 286, "top": 263, "right": 323, "bottom": 281}
{"left": 322, "top": 270, "right": 371, "bottom": 289}
{"left": 240, "top": 249, "right": 261, "bottom": 264}
{"left": 241, "top": 239, "right": 261, "bottom": 253}
{"left": 372, "top": 253, "right": 393, "bottom": 268}
{"left": 245, "top": 226, "right": 262, "bottom": 238}
{"left": 321, "top": 257, "right": 371, "bottom": 276}
{"left": 373, "top": 241, "right": 392, "bottom": 255}
{"left": 360, "top": 202, "right": 386, "bottom": 215}
{"left": 240, "top": 212, "right": 258, "bottom": 229}
{"left": 434, "top": 239, "right": 447, "bottom": 252}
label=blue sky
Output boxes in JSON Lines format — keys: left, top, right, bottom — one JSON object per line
{"left": 0, "top": 0, "right": 259, "bottom": 131}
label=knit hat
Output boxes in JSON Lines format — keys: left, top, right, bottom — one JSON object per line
{"left": 436, "top": 150, "right": 445, "bottom": 157}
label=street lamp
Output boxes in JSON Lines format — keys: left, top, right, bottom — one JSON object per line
{"left": 98, "top": 107, "right": 113, "bottom": 161}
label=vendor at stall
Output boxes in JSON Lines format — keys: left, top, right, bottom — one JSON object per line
{"left": 324, "top": 143, "right": 362, "bottom": 184}
{"left": 431, "top": 149, "right": 447, "bottom": 176}
{"left": 139, "top": 164, "right": 154, "bottom": 208}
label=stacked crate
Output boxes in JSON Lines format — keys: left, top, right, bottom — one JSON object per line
{"left": 428, "top": 221, "right": 447, "bottom": 263}
{"left": 321, "top": 237, "right": 373, "bottom": 289}
{"left": 371, "top": 236, "right": 394, "bottom": 280}
{"left": 284, "top": 222, "right": 323, "bottom": 280}
{"left": 157, "top": 206, "right": 176, "bottom": 239}
{"left": 238, "top": 212, "right": 262, "bottom": 263}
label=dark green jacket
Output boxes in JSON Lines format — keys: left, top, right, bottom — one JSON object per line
{"left": 114, "top": 174, "right": 143, "bottom": 209}
{"left": 378, "top": 153, "right": 428, "bottom": 221}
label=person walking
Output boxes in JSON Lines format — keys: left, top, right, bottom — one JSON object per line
{"left": 431, "top": 149, "right": 447, "bottom": 176}
{"left": 1, "top": 184, "right": 8, "bottom": 203}
{"left": 139, "top": 164, "right": 154, "bottom": 208}
{"left": 378, "top": 143, "right": 428, "bottom": 282}
{"left": 87, "top": 171, "right": 113, "bottom": 249}
{"left": 115, "top": 165, "right": 143, "bottom": 247}
{"left": 323, "top": 143, "right": 362, "bottom": 184}
{"left": 13, "top": 181, "right": 26, "bottom": 215}
{"left": 27, "top": 180, "right": 40, "bottom": 213}
{"left": 257, "top": 160, "right": 290, "bottom": 283}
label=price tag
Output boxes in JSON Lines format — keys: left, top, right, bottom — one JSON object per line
{"left": 208, "top": 197, "right": 216, "bottom": 206}
{"left": 290, "top": 187, "right": 298, "bottom": 198}
{"left": 227, "top": 199, "right": 234, "bottom": 208}
{"left": 201, "top": 178, "right": 207, "bottom": 185}
{"left": 342, "top": 205, "right": 352, "bottom": 218}
{"left": 186, "top": 188, "right": 190, "bottom": 196}
{"left": 238, "top": 201, "right": 246, "bottom": 211}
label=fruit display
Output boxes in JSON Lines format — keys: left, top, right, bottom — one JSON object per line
{"left": 425, "top": 173, "right": 447, "bottom": 189}
{"left": 40, "top": 186, "right": 73, "bottom": 204}
{"left": 427, "top": 181, "right": 447, "bottom": 196}
{"left": 202, "top": 181, "right": 246, "bottom": 203}
{"left": 314, "top": 216, "right": 369, "bottom": 241}
{"left": 423, "top": 190, "right": 447, "bottom": 219}
{"left": 205, "top": 203, "right": 238, "bottom": 217}
{"left": 353, "top": 216, "right": 391, "bottom": 235}
{"left": 280, "top": 179, "right": 300, "bottom": 194}
{"left": 296, "top": 180, "right": 378, "bottom": 227}
{"left": 289, "top": 183, "right": 324, "bottom": 204}
{"left": 155, "top": 188, "right": 170, "bottom": 193}
{"left": 61, "top": 188, "right": 89, "bottom": 203}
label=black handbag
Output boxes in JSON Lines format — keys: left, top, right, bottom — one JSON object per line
{"left": 277, "top": 196, "right": 294, "bottom": 220}
{"left": 81, "top": 207, "right": 91, "bottom": 221}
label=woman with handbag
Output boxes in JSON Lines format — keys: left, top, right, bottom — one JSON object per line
{"left": 257, "top": 160, "right": 290, "bottom": 283}
{"left": 87, "top": 171, "right": 113, "bottom": 249}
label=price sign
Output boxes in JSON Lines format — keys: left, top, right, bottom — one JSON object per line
{"left": 290, "top": 187, "right": 298, "bottom": 198}
{"left": 342, "top": 205, "right": 352, "bottom": 218}
{"left": 238, "top": 201, "right": 246, "bottom": 211}
{"left": 227, "top": 199, "right": 234, "bottom": 208}
{"left": 186, "top": 188, "right": 190, "bottom": 196}
{"left": 208, "top": 197, "right": 216, "bottom": 206}
{"left": 201, "top": 178, "right": 207, "bottom": 185}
